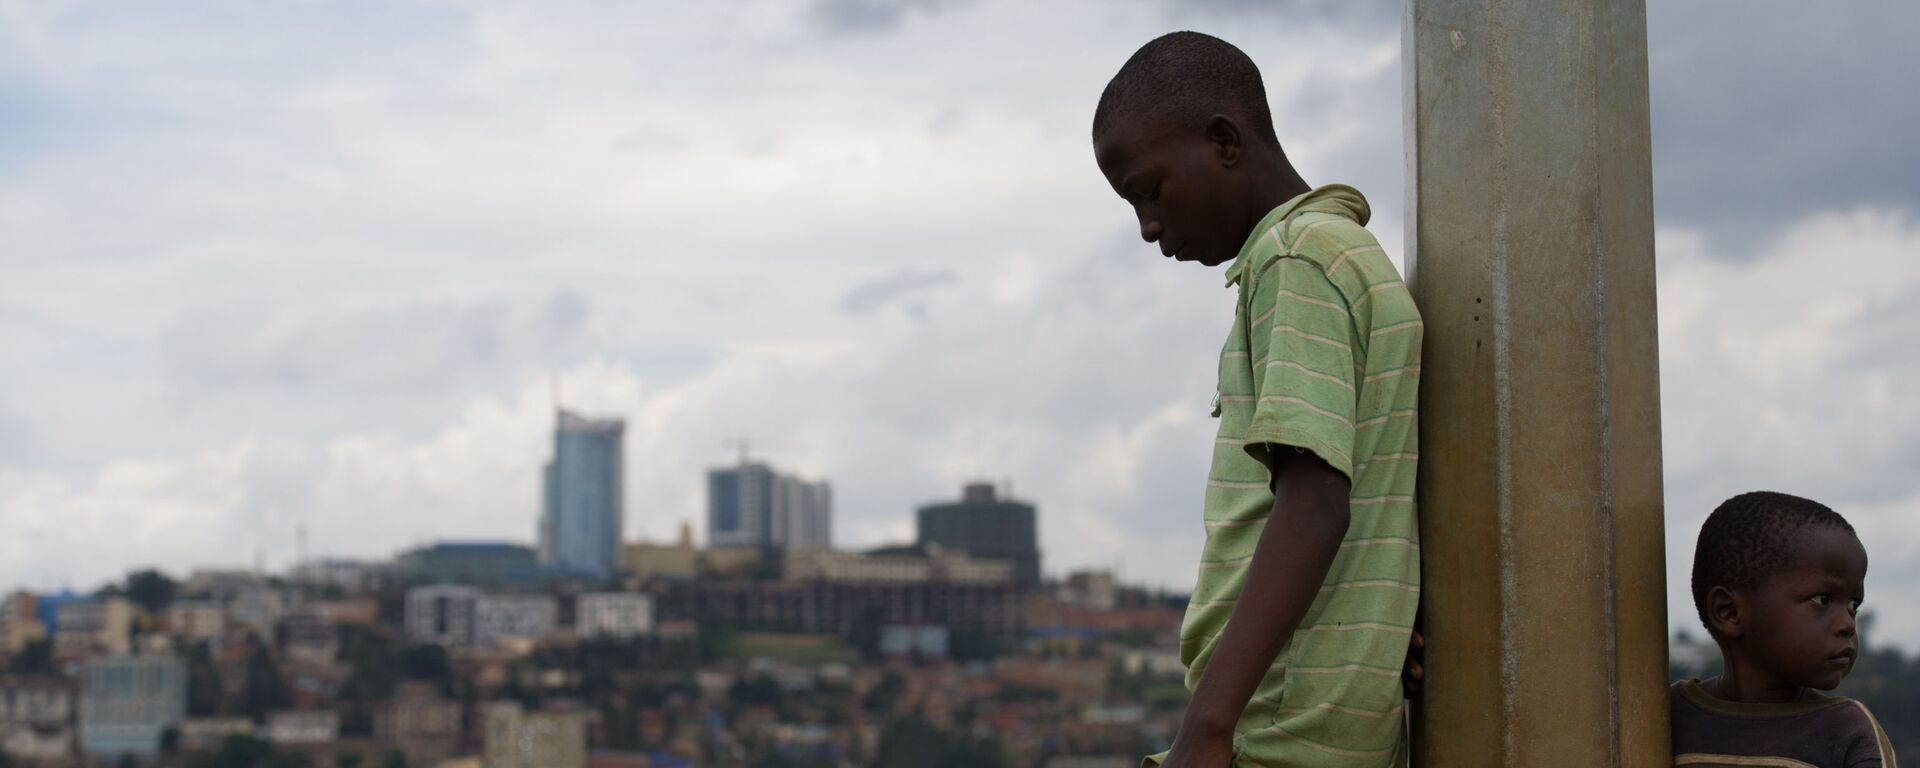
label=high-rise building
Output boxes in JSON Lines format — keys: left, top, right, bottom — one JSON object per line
{"left": 540, "top": 410, "right": 625, "bottom": 578}
{"left": 775, "top": 475, "right": 832, "bottom": 551}
{"left": 708, "top": 462, "right": 831, "bottom": 551}
{"left": 917, "top": 482, "right": 1041, "bottom": 588}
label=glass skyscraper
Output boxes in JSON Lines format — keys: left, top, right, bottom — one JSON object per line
{"left": 539, "top": 410, "right": 625, "bottom": 578}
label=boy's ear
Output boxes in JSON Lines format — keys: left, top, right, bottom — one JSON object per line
{"left": 1205, "top": 114, "right": 1242, "bottom": 167}
{"left": 1706, "top": 586, "right": 1745, "bottom": 640}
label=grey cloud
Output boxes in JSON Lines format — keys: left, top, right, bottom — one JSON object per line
{"left": 838, "top": 268, "right": 958, "bottom": 315}
{"left": 927, "top": 105, "right": 967, "bottom": 137}
{"left": 1648, "top": 1, "right": 1920, "bottom": 252}
{"left": 807, "top": 0, "right": 964, "bottom": 35}
{"left": 1168, "top": 0, "right": 1398, "bottom": 29}
{"left": 1172, "top": 0, "right": 1920, "bottom": 256}
{"left": 0, "top": 405, "right": 33, "bottom": 463}
{"left": 161, "top": 294, "right": 594, "bottom": 396}
{"left": 541, "top": 290, "right": 590, "bottom": 341}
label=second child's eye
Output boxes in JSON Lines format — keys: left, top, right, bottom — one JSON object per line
{"left": 1811, "top": 594, "right": 1831, "bottom": 608}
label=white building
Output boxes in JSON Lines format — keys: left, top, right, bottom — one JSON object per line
{"left": 574, "top": 593, "right": 654, "bottom": 639}
{"left": 473, "top": 595, "right": 557, "bottom": 648}
{"left": 0, "top": 676, "right": 73, "bottom": 763}
{"left": 404, "top": 586, "right": 481, "bottom": 647}
{"left": 267, "top": 710, "right": 340, "bottom": 745}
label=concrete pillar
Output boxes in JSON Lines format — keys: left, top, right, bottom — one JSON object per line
{"left": 1402, "top": 1, "right": 1668, "bottom": 766}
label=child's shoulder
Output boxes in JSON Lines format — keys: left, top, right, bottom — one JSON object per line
{"left": 1669, "top": 680, "right": 1898, "bottom": 767}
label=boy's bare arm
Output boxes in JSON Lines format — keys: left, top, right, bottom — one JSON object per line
{"left": 1169, "top": 447, "right": 1350, "bottom": 761}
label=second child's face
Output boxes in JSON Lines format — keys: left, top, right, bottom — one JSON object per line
{"left": 1093, "top": 120, "right": 1244, "bottom": 268}
{"left": 1740, "top": 527, "right": 1868, "bottom": 691}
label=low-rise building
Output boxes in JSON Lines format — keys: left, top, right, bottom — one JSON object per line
{"left": 474, "top": 594, "right": 557, "bottom": 648}
{"left": 54, "top": 597, "right": 137, "bottom": 659}
{"left": 167, "top": 601, "right": 227, "bottom": 642}
{"left": 0, "top": 676, "right": 73, "bottom": 763}
{"left": 3, "top": 722, "right": 71, "bottom": 762}
{"left": 0, "top": 592, "right": 44, "bottom": 655}
{"left": 404, "top": 586, "right": 480, "bottom": 647}
{"left": 288, "top": 558, "right": 388, "bottom": 593}
{"left": 783, "top": 547, "right": 1014, "bottom": 584}
{"left": 483, "top": 702, "right": 588, "bottom": 768}
{"left": 226, "top": 587, "right": 285, "bottom": 640}
{"left": 78, "top": 654, "right": 187, "bottom": 759}
{"left": 178, "top": 717, "right": 255, "bottom": 752}
{"left": 266, "top": 709, "right": 339, "bottom": 746}
{"left": 398, "top": 542, "right": 541, "bottom": 587}
{"left": 1057, "top": 570, "right": 1117, "bottom": 611}
{"left": 575, "top": 592, "right": 653, "bottom": 639}
{"left": 0, "top": 676, "right": 72, "bottom": 724}
{"left": 278, "top": 610, "right": 338, "bottom": 665}
{"left": 375, "top": 682, "right": 462, "bottom": 768}
{"left": 307, "top": 598, "right": 379, "bottom": 627}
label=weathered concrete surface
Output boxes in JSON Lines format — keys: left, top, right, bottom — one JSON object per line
{"left": 1403, "top": 1, "right": 1668, "bottom": 765}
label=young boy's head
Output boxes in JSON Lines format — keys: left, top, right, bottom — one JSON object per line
{"left": 1690, "top": 491, "right": 1868, "bottom": 691}
{"left": 1091, "top": 31, "right": 1296, "bottom": 268}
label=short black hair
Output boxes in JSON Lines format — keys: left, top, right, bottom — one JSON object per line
{"left": 1690, "top": 491, "right": 1856, "bottom": 631}
{"left": 1092, "top": 31, "right": 1280, "bottom": 149}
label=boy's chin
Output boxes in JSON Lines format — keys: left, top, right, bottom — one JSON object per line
{"left": 1802, "top": 669, "right": 1849, "bottom": 691}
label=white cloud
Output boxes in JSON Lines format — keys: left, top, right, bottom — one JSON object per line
{"left": 1658, "top": 208, "right": 1920, "bottom": 650}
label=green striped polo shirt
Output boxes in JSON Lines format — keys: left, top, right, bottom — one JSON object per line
{"left": 1159, "top": 185, "right": 1422, "bottom": 767}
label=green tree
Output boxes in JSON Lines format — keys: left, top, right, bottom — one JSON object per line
{"left": 199, "top": 735, "right": 273, "bottom": 768}
{"left": 399, "top": 643, "right": 451, "bottom": 685}
{"left": 124, "top": 568, "right": 178, "bottom": 614}
{"left": 377, "top": 749, "right": 408, "bottom": 768}
{"left": 185, "top": 641, "right": 223, "bottom": 717}
{"left": 241, "top": 635, "right": 285, "bottom": 722}
{"left": 873, "top": 718, "right": 1006, "bottom": 768}
{"left": 5, "top": 639, "right": 52, "bottom": 675}
{"left": 862, "top": 670, "right": 904, "bottom": 714}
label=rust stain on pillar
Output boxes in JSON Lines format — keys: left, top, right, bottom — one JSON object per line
{"left": 1403, "top": 0, "right": 1667, "bottom": 765}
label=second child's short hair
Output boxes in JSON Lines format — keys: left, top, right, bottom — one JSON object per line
{"left": 1690, "top": 491, "right": 1856, "bottom": 630}
{"left": 1092, "top": 31, "right": 1280, "bottom": 149}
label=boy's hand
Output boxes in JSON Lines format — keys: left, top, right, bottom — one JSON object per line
{"left": 1160, "top": 732, "right": 1235, "bottom": 768}
{"left": 1402, "top": 628, "right": 1425, "bottom": 697}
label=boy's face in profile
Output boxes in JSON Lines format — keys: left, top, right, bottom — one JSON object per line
{"left": 1725, "top": 526, "right": 1868, "bottom": 690}
{"left": 1093, "top": 119, "right": 1246, "bottom": 268}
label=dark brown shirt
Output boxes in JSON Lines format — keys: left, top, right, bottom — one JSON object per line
{"left": 1671, "top": 679, "right": 1897, "bottom": 768}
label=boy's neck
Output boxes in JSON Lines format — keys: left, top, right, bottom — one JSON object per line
{"left": 1248, "top": 161, "right": 1312, "bottom": 221}
{"left": 1708, "top": 655, "right": 1809, "bottom": 704}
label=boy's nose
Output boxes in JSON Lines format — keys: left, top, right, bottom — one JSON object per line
{"left": 1140, "top": 217, "right": 1163, "bottom": 243}
{"left": 1837, "top": 612, "right": 1857, "bottom": 637}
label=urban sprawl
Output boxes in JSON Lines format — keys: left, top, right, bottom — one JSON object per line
{"left": 0, "top": 410, "right": 1194, "bottom": 767}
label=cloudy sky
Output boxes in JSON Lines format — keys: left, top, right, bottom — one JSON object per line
{"left": 2, "top": 2, "right": 1916, "bottom": 650}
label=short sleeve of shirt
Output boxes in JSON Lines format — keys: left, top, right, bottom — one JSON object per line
{"left": 1241, "top": 256, "right": 1358, "bottom": 481}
